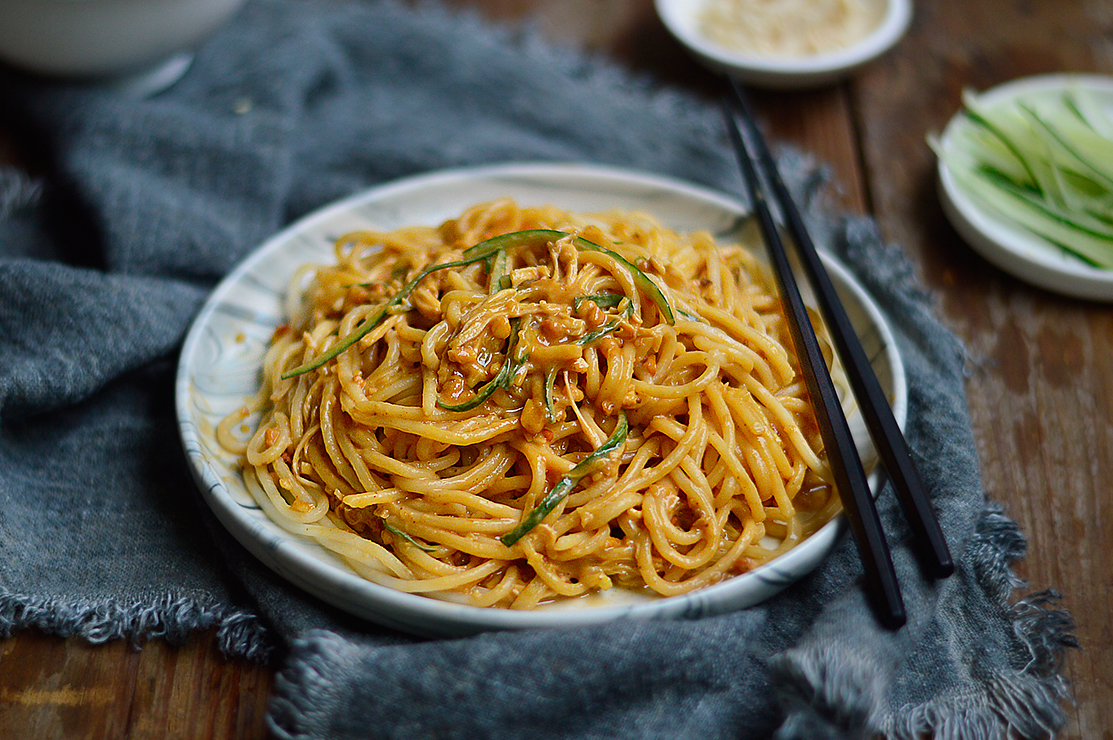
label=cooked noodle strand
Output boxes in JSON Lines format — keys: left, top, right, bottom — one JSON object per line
{"left": 225, "top": 199, "right": 841, "bottom": 609}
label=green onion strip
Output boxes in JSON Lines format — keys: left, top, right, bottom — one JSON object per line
{"left": 281, "top": 229, "right": 675, "bottom": 379}
{"left": 543, "top": 368, "right": 559, "bottom": 423}
{"left": 500, "top": 410, "right": 628, "bottom": 547}
{"left": 574, "top": 301, "right": 634, "bottom": 346}
{"left": 435, "top": 318, "right": 523, "bottom": 412}
{"left": 383, "top": 522, "right": 437, "bottom": 552}
{"left": 281, "top": 255, "right": 478, "bottom": 379}
{"left": 465, "top": 229, "right": 674, "bottom": 323}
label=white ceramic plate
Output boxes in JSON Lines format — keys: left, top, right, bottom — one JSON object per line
{"left": 654, "top": 0, "right": 912, "bottom": 88}
{"left": 935, "top": 74, "right": 1113, "bottom": 301}
{"left": 176, "top": 162, "right": 906, "bottom": 637}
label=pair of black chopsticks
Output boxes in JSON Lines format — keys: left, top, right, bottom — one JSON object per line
{"left": 721, "top": 79, "right": 954, "bottom": 630}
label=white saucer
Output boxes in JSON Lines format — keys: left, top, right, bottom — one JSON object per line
{"left": 935, "top": 74, "right": 1113, "bottom": 301}
{"left": 654, "top": 0, "right": 912, "bottom": 88}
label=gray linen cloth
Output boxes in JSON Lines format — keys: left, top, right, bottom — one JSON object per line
{"left": 0, "top": 1, "right": 1076, "bottom": 737}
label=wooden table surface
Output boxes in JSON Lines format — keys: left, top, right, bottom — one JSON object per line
{"left": 3, "top": 0, "right": 1111, "bottom": 737}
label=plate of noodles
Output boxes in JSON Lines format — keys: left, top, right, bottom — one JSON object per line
{"left": 176, "top": 162, "right": 905, "bottom": 637}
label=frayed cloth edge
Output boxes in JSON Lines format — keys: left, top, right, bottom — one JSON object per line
{"left": 882, "top": 504, "right": 1078, "bottom": 740}
{"left": 771, "top": 501, "right": 1077, "bottom": 740}
{"left": 0, "top": 586, "right": 275, "bottom": 663}
{"left": 883, "top": 592, "right": 1077, "bottom": 740}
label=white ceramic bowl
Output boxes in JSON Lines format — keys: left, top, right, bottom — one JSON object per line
{"left": 0, "top": 0, "right": 246, "bottom": 82}
{"left": 935, "top": 73, "right": 1113, "bottom": 301}
{"left": 176, "top": 162, "right": 907, "bottom": 637}
{"left": 655, "top": 0, "right": 912, "bottom": 88}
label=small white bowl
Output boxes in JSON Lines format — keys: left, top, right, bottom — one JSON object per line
{"left": 935, "top": 74, "right": 1113, "bottom": 301}
{"left": 0, "top": 0, "right": 246, "bottom": 92}
{"left": 655, "top": 0, "right": 912, "bottom": 88}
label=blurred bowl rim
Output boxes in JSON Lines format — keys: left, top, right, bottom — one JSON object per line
{"left": 0, "top": 0, "right": 247, "bottom": 79}
{"left": 655, "top": 0, "right": 913, "bottom": 87}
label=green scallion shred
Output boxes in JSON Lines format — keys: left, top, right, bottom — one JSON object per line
{"left": 436, "top": 318, "right": 523, "bottom": 412}
{"left": 383, "top": 522, "right": 437, "bottom": 552}
{"left": 281, "top": 254, "right": 481, "bottom": 379}
{"left": 677, "top": 309, "right": 704, "bottom": 323}
{"left": 574, "top": 301, "right": 634, "bottom": 346}
{"left": 281, "top": 228, "right": 674, "bottom": 380}
{"left": 467, "top": 229, "right": 675, "bottom": 323}
{"left": 500, "top": 411, "right": 628, "bottom": 547}
{"left": 543, "top": 368, "right": 558, "bottom": 423}
{"left": 488, "top": 248, "right": 510, "bottom": 295}
{"left": 572, "top": 292, "right": 624, "bottom": 311}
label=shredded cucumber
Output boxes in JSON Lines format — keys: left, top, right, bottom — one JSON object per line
{"left": 932, "top": 83, "right": 1113, "bottom": 268}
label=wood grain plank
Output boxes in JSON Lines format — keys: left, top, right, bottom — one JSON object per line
{"left": 0, "top": 632, "right": 136, "bottom": 738}
{"left": 854, "top": 1, "right": 1113, "bottom": 738}
{"left": 750, "top": 87, "right": 867, "bottom": 213}
{"left": 3, "top": 0, "right": 1109, "bottom": 737}
{"left": 0, "top": 631, "right": 271, "bottom": 740}
{"left": 434, "top": 0, "right": 868, "bottom": 212}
